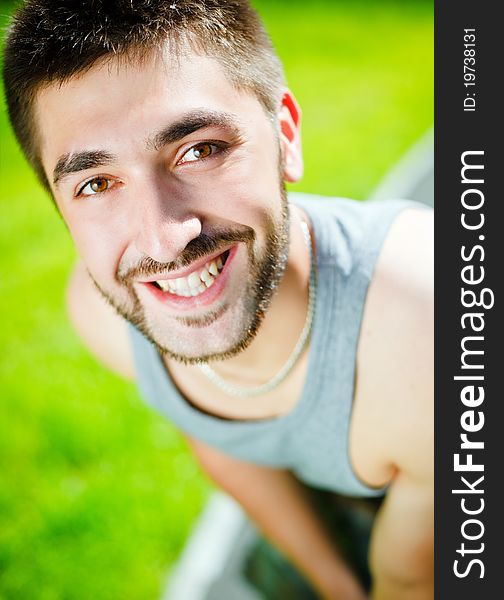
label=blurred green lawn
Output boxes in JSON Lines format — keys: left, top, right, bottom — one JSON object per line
{"left": 0, "top": 1, "right": 432, "bottom": 598}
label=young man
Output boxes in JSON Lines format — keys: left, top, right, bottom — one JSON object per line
{"left": 3, "top": 1, "right": 433, "bottom": 598}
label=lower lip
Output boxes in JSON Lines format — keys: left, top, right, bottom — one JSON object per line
{"left": 141, "top": 245, "right": 238, "bottom": 310}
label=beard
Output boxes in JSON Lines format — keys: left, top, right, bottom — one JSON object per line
{"left": 91, "top": 186, "right": 291, "bottom": 364}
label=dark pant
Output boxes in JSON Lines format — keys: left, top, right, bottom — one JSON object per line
{"left": 243, "top": 487, "right": 384, "bottom": 599}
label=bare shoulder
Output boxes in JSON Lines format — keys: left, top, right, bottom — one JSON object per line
{"left": 356, "top": 206, "right": 433, "bottom": 483}
{"left": 66, "top": 261, "right": 136, "bottom": 380}
{"left": 373, "top": 205, "right": 433, "bottom": 306}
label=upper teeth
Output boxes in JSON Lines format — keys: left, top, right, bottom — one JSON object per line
{"left": 155, "top": 256, "right": 225, "bottom": 296}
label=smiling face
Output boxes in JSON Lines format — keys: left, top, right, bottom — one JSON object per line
{"left": 35, "top": 48, "right": 299, "bottom": 362}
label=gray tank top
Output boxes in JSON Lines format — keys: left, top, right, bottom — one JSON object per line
{"left": 128, "top": 194, "right": 422, "bottom": 497}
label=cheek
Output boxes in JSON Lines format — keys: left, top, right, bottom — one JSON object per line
{"left": 65, "top": 211, "right": 130, "bottom": 282}
{"left": 207, "top": 144, "right": 283, "bottom": 226}
{"left": 237, "top": 138, "right": 283, "bottom": 217}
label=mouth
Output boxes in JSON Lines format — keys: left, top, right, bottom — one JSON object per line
{"left": 139, "top": 246, "right": 237, "bottom": 311}
{"left": 150, "top": 249, "right": 230, "bottom": 297}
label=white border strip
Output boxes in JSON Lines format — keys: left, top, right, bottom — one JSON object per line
{"left": 162, "top": 493, "right": 248, "bottom": 600}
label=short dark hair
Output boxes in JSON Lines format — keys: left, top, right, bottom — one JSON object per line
{"left": 2, "top": 0, "right": 285, "bottom": 192}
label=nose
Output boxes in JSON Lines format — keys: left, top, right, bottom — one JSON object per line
{"left": 133, "top": 183, "right": 203, "bottom": 264}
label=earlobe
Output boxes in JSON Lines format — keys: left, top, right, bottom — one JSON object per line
{"left": 278, "top": 90, "right": 303, "bottom": 183}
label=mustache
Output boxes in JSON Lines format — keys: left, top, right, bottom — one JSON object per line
{"left": 117, "top": 228, "right": 255, "bottom": 283}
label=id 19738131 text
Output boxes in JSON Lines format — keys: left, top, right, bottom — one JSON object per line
{"left": 463, "top": 29, "right": 477, "bottom": 112}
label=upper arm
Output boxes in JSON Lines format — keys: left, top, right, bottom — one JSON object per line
{"left": 357, "top": 206, "right": 434, "bottom": 477}
{"left": 381, "top": 207, "right": 434, "bottom": 477}
{"left": 361, "top": 207, "right": 434, "bottom": 585}
{"left": 66, "top": 261, "right": 136, "bottom": 380}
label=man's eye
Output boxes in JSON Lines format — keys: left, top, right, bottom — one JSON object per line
{"left": 178, "top": 143, "right": 219, "bottom": 164}
{"left": 77, "top": 177, "right": 113, "bottom": 196}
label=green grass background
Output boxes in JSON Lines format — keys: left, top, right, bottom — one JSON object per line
{"left": 0, "top": 1, "right": 433, "bottom": 598}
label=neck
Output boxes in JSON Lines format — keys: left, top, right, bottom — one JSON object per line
{"left": 211, "top": 204, "right": 313, "bottom": 383}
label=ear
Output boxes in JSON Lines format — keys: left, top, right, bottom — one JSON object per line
{"left": 278, "top": 90, "right": 303, "bottom": 183}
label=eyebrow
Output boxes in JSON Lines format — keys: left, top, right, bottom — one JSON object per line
{"left": 148, "top": 109, "right": 242, "bottom": 151}
{"left": 53, "top": 150, "right": 116, "bottom": 186}
{"left": 52, "top": 109, "right": 242, "bottom": 187}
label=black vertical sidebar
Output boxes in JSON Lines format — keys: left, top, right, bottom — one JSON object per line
{"left": 435, "top": 1, "right": 502, "bottom": 597}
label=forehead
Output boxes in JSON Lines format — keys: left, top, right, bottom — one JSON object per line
{"left": 35, "top": 49, "right": 268, "bottom": 176}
